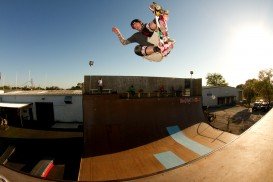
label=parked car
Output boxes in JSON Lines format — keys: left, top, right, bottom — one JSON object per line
{"left": 252, "top": 101, "right": 270, "bottom": 112}
{"left": 239, "top": 99, "right": 247, "bottom": 105}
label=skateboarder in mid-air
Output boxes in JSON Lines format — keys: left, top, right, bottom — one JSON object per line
{"left": 112, "top": 2, "right": 174, "bottom": 60}
{"left": 112, "top": 19, "right": 161, "bottom": 57}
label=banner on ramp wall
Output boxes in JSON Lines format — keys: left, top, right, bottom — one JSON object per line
{"left": 180, "top": 97, "right": 200, "bottom": 104}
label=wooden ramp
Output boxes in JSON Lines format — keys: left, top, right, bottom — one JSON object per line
{"left": 133, "top": 108, "right": 273, "bottom": 181}
{"left": 0, "top": 127, "right": 83, "bottom": 139}
{"left": 82, "top": 95, "right": 207, "bottom": 156}
{"left": 78, "top": 95, "right": 237, "bottom": 181}
{"left": 78, "top": 123, "right": 237, "bottom": 181}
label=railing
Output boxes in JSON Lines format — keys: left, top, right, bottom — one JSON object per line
{"left": 88, "top": 89, "right": 193, "bottom": 98}
{"left": 89, "top": 89, "right": 112, "bottom": 94}
{"left": 119, "top": 91, "right": 191, "bottom": 99}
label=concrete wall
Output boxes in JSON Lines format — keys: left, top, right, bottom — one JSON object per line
{"left": 84, "top": 75, "right": 202, "bottom": 96}
{"left": 0, "top": 95, "right": 82, "bottom": 122}
{"left": 202, "top": 86, "right": 240, "bottom": 107}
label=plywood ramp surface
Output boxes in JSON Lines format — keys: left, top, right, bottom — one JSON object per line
{"left": 0, "top": 127, "right": 83, "bottom": 139}
{"left": 133, "top": 109, "right": 273, "bottom": 182}
{"left": 79, "top": 122, "right": 236, "bottom": 181}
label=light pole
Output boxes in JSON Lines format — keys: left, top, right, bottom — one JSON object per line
{"left": 89, "top": 60, "right": 94, "bottom": 93}
{"left": 190, "top": 71, "right": 193, "bottom": 96}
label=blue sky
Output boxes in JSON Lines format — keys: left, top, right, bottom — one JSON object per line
{"left": 1, "top": 0, "right": 273, "bottom": 89}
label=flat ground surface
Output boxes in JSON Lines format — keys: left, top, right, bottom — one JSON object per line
{"left": 209, "top": 105, "right": 266, "bottom": 135}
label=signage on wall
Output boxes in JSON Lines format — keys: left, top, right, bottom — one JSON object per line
{"left": 180, "top": 97, "right": 200, "bottom": 104}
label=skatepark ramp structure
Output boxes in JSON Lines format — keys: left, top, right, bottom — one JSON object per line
{"left": 82, "top": 94, "right": 206, "bottom": 156}
{"left": 133, "top": 108, "right": 273, "bottom": 181}
{"left": 78, "top": 76, "right": 236, "bottom": 181}
{"left": 81, "top": 76, "right": 203, "bottom": 156}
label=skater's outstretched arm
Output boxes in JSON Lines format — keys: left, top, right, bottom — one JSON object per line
{"left": 112, "top": 27, "right": 130, "bottom": 45}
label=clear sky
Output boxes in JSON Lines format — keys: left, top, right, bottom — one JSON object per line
{"left": 1, "top": 0, "right": 273, "bottom": 89}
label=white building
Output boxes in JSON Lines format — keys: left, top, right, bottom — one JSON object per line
{"left": 0, "top": 90, "right": 82, "bottom": 127}
{"left": 202, "top": 86, "right": 242, "bottom": 107}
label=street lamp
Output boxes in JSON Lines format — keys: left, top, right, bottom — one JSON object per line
{"left": 190, "top": 71, "right": 193, "bottom": 96}
{"left": 89, "top": 60, "right": 94, "bottom": 67}
{"left": 89, "top": 60, "right": 94, "bottom": 93}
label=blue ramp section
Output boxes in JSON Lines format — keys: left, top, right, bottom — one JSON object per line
{"left": 167, "top": 125, "right": 212, "bottom": 156}
{"left": 154, "top": 151, "right": 185, "bottom": 169}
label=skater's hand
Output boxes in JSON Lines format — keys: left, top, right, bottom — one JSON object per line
{"left": 112, "top": 26, "right": 129, "bottom": 45}
{"left": 112, "top": 27, "right": 121, "bottom": 35}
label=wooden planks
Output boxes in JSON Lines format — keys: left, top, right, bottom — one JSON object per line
{"left": 0, "top": 126, "right": 83, "bottom": 139}
{"left": 78, "top": 122, "right": 236, "bottom": 181}
{"left": 133, "top": 109, "right": 273, "bottom": 181}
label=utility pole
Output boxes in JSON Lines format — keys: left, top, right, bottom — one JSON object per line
{"left": 190, "top": 71, "right": 193, "bottom": 96}
{"left": 16, "top": 72, "right": 18, "bottom": 90}
{"left": 89, "top": 60, "right": 94, "bottom": 93}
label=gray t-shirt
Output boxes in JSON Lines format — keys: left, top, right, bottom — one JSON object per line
{"left": 127, "top": 32, "right": 153, "bottom": 46}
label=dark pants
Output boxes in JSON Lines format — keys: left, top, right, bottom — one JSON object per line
{"left": 99, "top": 86, "right": 103, "bottom": 94}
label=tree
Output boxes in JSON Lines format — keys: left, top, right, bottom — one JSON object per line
{"left": 256, "top": 69, "right": 273, "bottom": 103}
{"left": 0, "top": 85, "right": 11, "bottom": 90}
{"left": 236, "top": 84, "right": 244, "bottom": 90}
{"left": 206, "top": 73, "right": 228, "bottom": 86}
{"left": 68, "top": 83, "right": 83, "bottom": 90}
{"left": 243, "top": 79, "right": 258, "bottom": 106}
{"left": 46, "top": 86, "right": 61, "bottom": 90}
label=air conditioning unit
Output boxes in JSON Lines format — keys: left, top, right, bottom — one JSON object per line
{"left": 64, "top": 96, "right": 72, "bottom": 104}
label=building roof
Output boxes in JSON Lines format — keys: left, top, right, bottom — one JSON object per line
{"left": 0, "top": 90, "right": 82, "bottom": 96}
{"left": 203, "top": 86, "right": 232, "bottom": 89}
{"left": 202, "top": 86, "right": 241, "bottom": 90}
{"left": 0, "top": 102, "right": 32, "bottom": 108}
